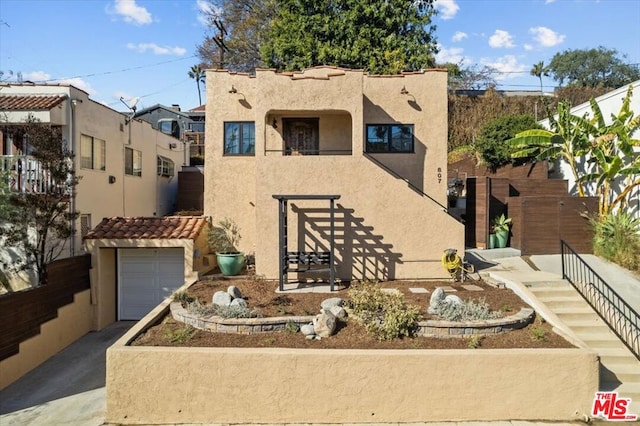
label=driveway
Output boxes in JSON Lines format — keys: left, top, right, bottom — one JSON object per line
{"left": 0, "top": 321, "right": 134, "bottom": 426}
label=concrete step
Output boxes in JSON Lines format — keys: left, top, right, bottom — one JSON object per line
{"left": 529, "top": 286, "right": 579, "bottom": 298}
{"left": 540, "top": 296, "right": 592, "bottom": 309}
{"left": 523, "top": 280, "right": 570, "bottom": 288}
{"left": 600, "top": 364, "right": 640, "bottom": 383}
{"left": 561, "top": 319, "right": 610, "bottom": 333}
{"left": 598, "top": 349, "right": 639, "bottom": 367}
{"left": 580, "top": 333, "right": 630, "bottom": 350}
{"left": 553, "top": 307, "right": 599, "bottom": 322}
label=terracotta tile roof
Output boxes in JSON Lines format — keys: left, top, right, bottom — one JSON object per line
{"left": 0, "top": 95, "right": 66, "bottom": 110}
{"left": 190, "top": 104, "right": 206, "bottom": 111}
{"left": 85, "top": 216, "right": 208, "bottom": 240}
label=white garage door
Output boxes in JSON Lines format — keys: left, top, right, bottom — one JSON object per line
{"left": 118, "top": 248, "right": 185, "bottom": 320}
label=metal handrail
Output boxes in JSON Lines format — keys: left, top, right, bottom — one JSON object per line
{"left": 561, "top": 240, "right": 640, "bottom": 360}
{"left": 0, "top": 155, "right": 54, "bottom": 194}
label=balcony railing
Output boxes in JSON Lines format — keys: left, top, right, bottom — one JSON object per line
{"left": 0, "top": 155, "right": 54, "bottom": 194}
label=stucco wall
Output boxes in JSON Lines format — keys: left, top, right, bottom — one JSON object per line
{"left": 0, "top": 290, "right": 92, "bottom": 390}
{"left": 106, "top": 340, "right": 598, "bottom": 424}
{"left": 204, "top": 68, "right": 463, "bottom": 280}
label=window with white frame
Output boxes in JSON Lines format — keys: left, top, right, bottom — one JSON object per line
{"left": 365, "top": 124, "right": 414, "bottom": 153}
{"left": 80, "top": 134, "right": 106, "bottom": 170}
{"left": 224, "top": 122, "right": 255, "bottom": 155}
{"left": 125, "top": 147, "right": 142, "bottom": 176}
{"left": 157, "top": 155, "right": 174, "bottom": 177}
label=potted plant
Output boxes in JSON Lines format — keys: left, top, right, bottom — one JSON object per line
{"left": 492, "top": 214, "right": 512, "bottom": 249}
{"left": 208, "top": 218, "right": 246, "bottom": 276}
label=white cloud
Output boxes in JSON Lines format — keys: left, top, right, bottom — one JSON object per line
{"left": 489, "top": 30, "right": 515, "bottom": 48}
{"left": 22, "top": 71, "right": 51, "bottom": 82}
{"left": 545, "top": 0, "right": 557, "bottom": 3}
{"left": 126, "top": 42, "right": 187, "bottom": 56}
{"left": 524, "top": 44, "right": 534, "bottom": 51}
{"left": 435, "top": 0, "right": 459, "bottom": 20}
{"left": 196, "top": 0, "right": 220, "bottom": 26}
{"left": 435, "top": 45, "right": 468, "bottom": 65}
{"left": 452, "top": 31, "right": 468, "bottom": 42}
{"left": 111, "top": 0, "right": 152, "bottom": 25}
{"left": 481, "top": 55, "right": 526, "bottom": 80}
{"left": 54, "top": 78, "right": 97, "bottom": 95}
{"left": 529, "top": 26, "right": 565, "bottom": 47}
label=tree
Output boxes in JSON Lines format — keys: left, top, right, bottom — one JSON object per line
{"left": 578, "top": 85, "right": 640, "bottom": 215}
{"left": 197, "top": 0, "right": 276, "bottom": 72}
{"left": 508, "top": 101, "right": 592, "bottom": 196}
{"left": 530, "top": 61, "right": 549, "bottom": 94}
{"left": 444, "top": 63, "right": 498, "bottom": 91}
{"left": 188, "top": 64, "right": 206, "bottom": 106}
{"left": 547, "top": 46, "right": 640, "bottom": 89}
{"left": 475, "top": 114, "right": 542, "bottom": 171}
{"left": 0, "top": 117, "right": 79, "bottom": 286}
{"left": 260, "top": 0, "right": 439, "bottom": 74}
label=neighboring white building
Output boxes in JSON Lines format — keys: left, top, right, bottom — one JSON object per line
{"left": 541, "top": 80, "right": 640, "bottom": 216}
{"left": 0, "top": 83, "right": 185, "bottom": 289}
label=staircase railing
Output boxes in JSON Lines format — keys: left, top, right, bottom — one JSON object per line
{"left": 561, "top": 240, "right": 640, "bottom": 360}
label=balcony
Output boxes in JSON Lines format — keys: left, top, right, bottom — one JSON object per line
{"left": 0, "top": 155, "right": 54, "bottom": 194}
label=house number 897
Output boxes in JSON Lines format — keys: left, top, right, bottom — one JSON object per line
{"left": 437, "top": 167, "right": 442, "bottom": 183}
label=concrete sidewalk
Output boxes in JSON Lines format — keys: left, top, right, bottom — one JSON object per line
{"left": 0, "top": 321, "right": 134, "bottom": 426}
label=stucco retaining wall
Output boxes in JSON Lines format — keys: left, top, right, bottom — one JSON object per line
{"left": 107, "top": 308, "right": 599, "bottom": 424}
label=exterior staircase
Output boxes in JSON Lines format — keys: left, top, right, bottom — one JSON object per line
{"left": 524, "top": 278, "right": 640, "bottom": 416}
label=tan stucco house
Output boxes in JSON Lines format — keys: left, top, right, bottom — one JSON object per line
{"left": 0, "top": 83, "right": 186, "bottom": 257}
{"left": 205, "top": 66, "right": 463, "bottom": 281}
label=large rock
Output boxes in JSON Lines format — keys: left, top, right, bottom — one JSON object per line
{"left": 330, "top": 305, "right": 347, "bottom": 319}
{"left": 230, "top": 298, "right": 247, "bottom": 308}
{"left": 300, "top": 324, "right": 315, "bottom": 336}
{"left": 313, "top": 311, "right": 337, "bottom": 337}
{"left": 227, "top": 285, "right": 242, "bottom": 299}
{"left": 212, "top": 291, "right": 232, "bottom": 307}
{"left": 321, "top": 297, "right": 344, "bottom": 311}
{"left": 428, "top": 287, "right": 446, "bottom": 313}
{"left": 444, "top": 294, "right": 463, "bottom": 305}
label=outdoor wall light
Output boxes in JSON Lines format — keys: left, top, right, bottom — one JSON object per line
{"left": 272, "top": 118, "right": 278, "bottom": 129}
{"left": 108, "top": 175, "right": 116, "bottom": 184}
{"left": 229, "top": 86, "right": 238, "bottom": 94}
{"left": 400, "top": 85, "right": 410, "bottom": 95}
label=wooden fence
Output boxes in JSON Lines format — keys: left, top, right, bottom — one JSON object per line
{"left": 0, "top": 254, "right": 91, "bottom": 361}
{"left": 176, "top": 169, "right": 204, "bottom": 212}
{"left": 465, "top": 176, "right": 597, "bottom": 254}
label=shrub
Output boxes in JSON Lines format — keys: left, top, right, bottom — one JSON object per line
{"left": 590, "top": 211, "right": 640, "bottom": 271}
{"left": 172, "top": 290, "right": 193, "bottom": 304}
{"left": 208, "top": 218, "right": 241, "bottom": 253}
{"left": 348, "top": 281, "right": 422, "bottom": 341}
{"left": 475, "top": 114, "right": 542, "bottom": 171}
{"left": 431, "top": 297, "right": 499, "bottom": 322}
{"left": 164, "top": 325, "right": 196, "bottom": 344}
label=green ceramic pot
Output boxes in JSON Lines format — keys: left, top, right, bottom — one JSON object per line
{"left": 216, "top": 252, "right": 246, "bottom": 276}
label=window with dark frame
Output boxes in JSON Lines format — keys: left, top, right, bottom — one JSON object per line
{"left": 365, "top": 124, "right": 414, "bottom": 153}
{"left": 80, "top": 134, "right": 106, "bottom": 170}
{"left": 224, "top": 122, "right": 255, "bottom": 155}
{"left": 125, "top": 147, "right": 142, "bottom": 176}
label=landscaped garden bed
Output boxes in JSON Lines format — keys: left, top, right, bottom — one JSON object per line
{"left": 131, "top": 277, "right": 573, "bottom": 349}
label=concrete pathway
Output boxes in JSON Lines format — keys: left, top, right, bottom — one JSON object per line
{"left": 0, "top": 321, "right": 134, "bottom": 426}
{"left": 467, "top": 248, "right": 640, "bottom": 417}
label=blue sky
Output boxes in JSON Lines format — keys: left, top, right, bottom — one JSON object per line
{"left": 1, "top": 0, "right": 639, "bottom": 113}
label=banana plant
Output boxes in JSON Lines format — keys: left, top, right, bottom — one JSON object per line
{"left": 508, "top": 100, "right": 592, "bottom": 196}
{"left": 578, "top": 85, "right": 640, "bottom": 216}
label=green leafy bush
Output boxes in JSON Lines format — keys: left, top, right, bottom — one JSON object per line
{"left": 475, "top": 114, "right": 542, "bottom": 171}
{"left": 431, "top": 297, "right": 499, "bottom": 322}
{"left": 348, "top": 281, "right": 422, "bottom": 341}
{"left": 590, "top": 211, "right": 640, "bottom": 271}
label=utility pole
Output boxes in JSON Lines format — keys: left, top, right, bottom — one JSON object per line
{"left": 213, "top": 19, "right": 229, "bottom": 69}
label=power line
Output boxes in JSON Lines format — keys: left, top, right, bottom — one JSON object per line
{"left": 36, "top": 54, "right": 198, "bottom": 83}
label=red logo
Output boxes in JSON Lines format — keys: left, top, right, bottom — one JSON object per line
{"left": 592, "top": 392, "right": 637, "bottom": 421}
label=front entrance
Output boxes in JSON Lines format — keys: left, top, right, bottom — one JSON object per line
{"left": 283, "top": 118, "right": 319, "bottom": 155}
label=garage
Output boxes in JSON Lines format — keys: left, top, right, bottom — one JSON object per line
{"left": 117, "top": 248, "right": 185, "bottom": 320}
